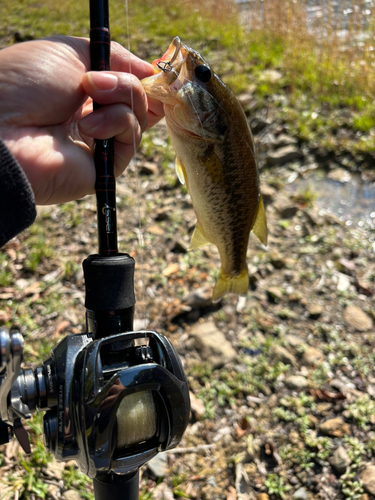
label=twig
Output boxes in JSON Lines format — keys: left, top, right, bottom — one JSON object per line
{"left": 168, "top": 444, "right": 215, "bottom": 454}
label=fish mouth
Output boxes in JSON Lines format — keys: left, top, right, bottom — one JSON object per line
{"left": 141, "top": 37, "right": 188, "bottom": 100}
{"left": 152, "top": 36, "right": 183, "bottom": 71}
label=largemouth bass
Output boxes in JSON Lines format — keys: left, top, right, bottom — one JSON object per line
{"left": 141, "top": 37, "right": 267, "bottom": 302}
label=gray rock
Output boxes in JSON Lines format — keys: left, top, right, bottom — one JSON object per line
{"left": 327, "top": 167, "right": 351, "bottom": 183}
{"left": 206, "top": 476, "right": 217, "bottom": 487}
{"left": 285, "top": 375, "right": 309, "bottom": 390}
{"left": 319, "top": 417, "right": 350, "bottom": 437}
{"left": 293, "top": 487, "right": 308, "bottom": 500}
{"left": 269, "top": 249, "right": 286, "bottom": 269}
{"left": 63, "top": 491, "right": 83, "bottom": 500}
{"left": 191, "top": 321, "right": 237, "bottom": 368}
{"left": 250, "top": 117, "right": 270, "bottom": 134}
{"left": 273, "top": 196, "right": 299, "bottom": 218}
{"left": 189, "top": 391, "right": 205, "bottom": 419}
{"left": 184, "top": 287, "right": 212, "bottom": 309}
{"left": 273, "top": 133, "right": 298, "bottom": 148}
{"left": 266, "top": 146, "right": 303, "bottom": 166}
{"left": 336, "top": 272, "right": 351, "bottom": 292}
{"left": 267, "top": 394, "right": 279, "bottom": 408}
{"left": 285, "top": 334, "right": 305, "bottom": 347}
{"left": 147, "top": 451, "right": 169, "bottom": 478}
{"left": 237, "top": 93, "right": 258, "bottom": 112}
{"left": 235, "top": 463, "right": 258, "bottom": 500}
{"left": 360, "top": 464, "right": 375, "bottom": 495}
{"left": 302, "top": 207, "right": 323, "bottom": 226}
{"left": 358, "top": 494, "right": 370, "bottom": 500}
{"left": 302, "top": 346, "right": 325, "bottom": 366}
{"left": 261, "top": 69, "right": 283, "bottom": 83}
{"left": 308, "top": 303, "right": 323, "bottom": 319}
{"left": 152, "top": 483, "right": 175, "bottom": 500}
{"left": 44, "top": 457, "right": 65, "bottom": 480}
{"left": 331, "top": 378, "right": 356, "bottom": 391}
{"left": 270, "top": 344, "right": 297, "bottom": 366}
{"left": 171, "top": 239, "right": 189, "bottom": 253}
{"left": 267, "top": 286, "right": 284, "bottom": 303}
{"left": 140, "top": 161, "right": 158, "bottom": 175}
{"left": 343, "top": 305, "right": 373, "bottom": 332}
{"left": 337, "top": 257, "right": 356, "bottom": 275}
{"left": 261, "top": 184, "right": 276, "bottom": 204}
{"left": 329, "top": 446, "right": 351, "bottom": 474}
{"left": 279, "top": 204, "right": 299, "bottom": 218}
{"left": 155, "top": 209, "right": 171, "bottom": 221}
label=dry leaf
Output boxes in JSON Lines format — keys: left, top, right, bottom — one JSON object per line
{"left": 162, "top": 263, "right": 180, "bottom": 276}
{"left": 54, "top": 320, "right": 71, "bottom": 338}
{"left": 310, "top": 388, "right": 345, "bottom": 402}
{"left": 236, "top": 417, "right": 249, "bottom": 440}
{"left": 189, "top": 391, "right": 205, "bottom": 419}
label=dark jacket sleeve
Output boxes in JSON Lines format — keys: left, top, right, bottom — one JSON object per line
{"left": 0, "top": 139, "right": 37, "bottom": 247}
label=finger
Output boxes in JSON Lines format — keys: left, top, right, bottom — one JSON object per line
{"left": 146, "top": 96, "right": 165, "bottom": 130}
{"left": 79, "top": 103, "right": 142, "bottom": 146}
{"left": 48, "top": 37, "right": 156, "bottom": 81}
{"left": 113, "top": 140, "right": 140, "bottom": 177}
{"left": 110, "top": 41, "right": 156, "bottom": 80}
{"left": 81, "top": 71, "right": 148, "bottom": 132}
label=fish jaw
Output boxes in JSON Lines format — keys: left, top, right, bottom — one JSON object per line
{"left": 142, "top": 40, "right": 224, "bottom": 139}
{"left": 141, "top": 37, "right": 187, "bottom": 103}
{"left": 141, "top": 70, "right": 179, "bottom": 104}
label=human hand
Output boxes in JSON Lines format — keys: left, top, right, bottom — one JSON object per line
{"left": 0, "top": 35, "right": 164, "bottom": 204}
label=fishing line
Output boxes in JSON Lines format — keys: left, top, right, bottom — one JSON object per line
{"left": 124, "top": 0, "right": 147, "bottom": 325}
{"left": 185, "top": 92, "right": 210, "bottom": 149}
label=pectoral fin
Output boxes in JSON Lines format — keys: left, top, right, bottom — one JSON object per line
{"left": 175, "top": 157, "right": 186, "bottom": 185}
{"left": 252, "top": 195, "right": 268, "bottom": 247}
{"left": 189, "top": 224, "right": 211, "bottom": 250}
{"left": 198, "top": 146, "right": 223, "bottom": 183}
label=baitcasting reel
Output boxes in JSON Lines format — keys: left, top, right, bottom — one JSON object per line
{"left": 0, "top": 324, "right": 190, "bottom": 478}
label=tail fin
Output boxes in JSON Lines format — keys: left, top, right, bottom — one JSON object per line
{"left": 212, "top": 268, "right": 249, "bottom": 303}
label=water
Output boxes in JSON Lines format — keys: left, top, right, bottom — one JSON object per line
{"left": 305, "top": 0, "right": 374, "bottom": 35}
{"left": 236, "top": 0, "right": 375, "bottom": 241}
{"left": 285, "top": 169, "right": 375, "bottom": 237}
{"left": 237, "top": 0, "right": 374, "bottom": 43}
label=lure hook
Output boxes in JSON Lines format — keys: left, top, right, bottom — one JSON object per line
{"left": 156, "top": 36, "right": 181, "bottom": 73}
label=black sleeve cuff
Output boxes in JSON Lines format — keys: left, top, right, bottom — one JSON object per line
{"left": 0, "top": 140, "right": 37, "bottom": 247}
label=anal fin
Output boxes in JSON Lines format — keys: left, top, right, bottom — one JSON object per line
{"left": 189, "top": 224, "right": 211, "bottom": 250}
{"left": 252, "top": 195, "right": 268, "bottom": 247}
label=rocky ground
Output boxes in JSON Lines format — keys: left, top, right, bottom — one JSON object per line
{"left": 0, "top": 100, "right": 375, "bottom": 500}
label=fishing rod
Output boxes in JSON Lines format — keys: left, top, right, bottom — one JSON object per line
{"left": 0, "top": 2, "right": 190, "bottom": 499}
{"left": 89, "top": 0, "right": 117, "bottom": 257}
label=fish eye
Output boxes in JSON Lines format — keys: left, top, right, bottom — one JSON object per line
{"left": 194, "top": 65, "right": 211, "bottom": 83}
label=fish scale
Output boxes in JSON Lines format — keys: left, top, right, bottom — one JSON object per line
{"left": 142, "top": 37, "right": 267, "bottom": 301}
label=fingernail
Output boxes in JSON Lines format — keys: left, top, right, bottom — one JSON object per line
{"left": 87, "top": 72, "right": 118, "bottom": 90}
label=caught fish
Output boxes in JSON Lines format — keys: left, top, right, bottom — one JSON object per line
{"left": 141, "top": 37, "right": 267, "bottom": 302}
